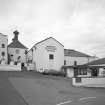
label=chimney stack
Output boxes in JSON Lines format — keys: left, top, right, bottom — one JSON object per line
{"left": 12, "top": 30, "right": 19, "bottom": 41}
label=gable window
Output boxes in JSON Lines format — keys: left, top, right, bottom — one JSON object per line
{"left": 2, "top": 44, "right": 5, "bottom": 48}
{"left": 1, "top": 52, "right": 5, "bottom": 57}
{"left": 15, "top": 49, "right": 20, "bottom": 54}
{"left": 49, "top": 54, "right": 54, "bottom": 60}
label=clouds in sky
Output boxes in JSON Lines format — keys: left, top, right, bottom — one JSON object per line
{"left": 0, "top": 0, "right": 105, "bottom": 57}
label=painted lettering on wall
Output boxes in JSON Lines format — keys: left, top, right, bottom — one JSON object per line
{"left": 45, "top": 46, "right": 57, "bottom": 52}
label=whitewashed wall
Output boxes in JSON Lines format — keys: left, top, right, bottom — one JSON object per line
{"left": 0, "top": 64, "right": 21, "bottom": 71}
{"left": 8, "top": 48, "right": 26, "bottom": 63}
{"left": 31, "top": 38, "right": 64, "bottom": 71}
{"left": 64, "top": 56, "right": 97, "bottom": 66}
{"left": 0, "top": 34, "right": 8, "bottom": 63}
{"left": 72, "top": 77, "right": 105, "bottom": 87}
{"left": 66, "top": 68, "right": 74, "bottom": 78}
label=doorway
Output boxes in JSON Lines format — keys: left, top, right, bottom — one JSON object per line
{"left": 91, "top": 68, "right": 98, "bottom": 76}
{"left": 49, "top": 54, "right": 54, "bottom": 70}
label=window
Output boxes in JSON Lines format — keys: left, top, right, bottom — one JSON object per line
{"left": 1, "top": 52, "right": 5, "bottom": 56}
{"left": 49, "top": 54, "right": 54, "bottom": 60}
{"left": 15, "top": 49, "right": 20, "bottom": 54}
{"left": 64, "top": 60, "right": 66, "bottom": 65}
{"left": 74, "top": 61, "right": 77, "bottom": 66}
{"left": 78, "top": 69, "right": 87, "bottom": 75}
{"left": 2, "top": 44, "right": 5, "bottom": 48}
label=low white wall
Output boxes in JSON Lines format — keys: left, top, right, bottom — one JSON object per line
{"left": 72, "top": 77, "right": 105, "bottom": 87}
{"left": 0, "top": 64, "right": 21, "bottom": 71}
{"left": 67, "top": 68, "right": 74, "bottom": 78}
{"left": 27, "top": 63, "right": 36, "bottom": 71}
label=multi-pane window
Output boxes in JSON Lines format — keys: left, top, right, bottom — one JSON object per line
{"left": 78, "top": 69, "right": 87, "bottom": 75}
{"left": 49, "top": 54, "right": 54, "bottom": 60}
{"left": 2, "top": 44, "right": 5, "bottom": 48}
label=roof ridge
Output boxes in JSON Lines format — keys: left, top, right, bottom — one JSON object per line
{"left": 64, "top": 49, "right": 91, "bottom": 57}
{"left": 35, "top": 37, "right": 64, "bottom": 47}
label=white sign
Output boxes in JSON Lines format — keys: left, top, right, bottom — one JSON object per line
{"left": 45, "top": 46, "right": 57, "bottom": 52}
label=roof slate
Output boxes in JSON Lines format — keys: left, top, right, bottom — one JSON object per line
{"left": 64, "top": 49, "right": 91, "bottom": 57}
{"left": 35, "top": 37, "right": 64, "bottom": 47}
{"left": 85, "top": 58, "right": 105, "bottom": 65}
{"left": 8, "top": 40, "right": 28, "bottom": 49}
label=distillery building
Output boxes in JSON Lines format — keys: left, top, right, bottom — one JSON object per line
{"left": 8, "top": 30, "right": 28, "bottom": 64}
{"left": 28, "top": 37, "right": 64, "bottom": 72}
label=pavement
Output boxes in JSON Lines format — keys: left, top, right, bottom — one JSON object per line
{"left": 83, "top": 84, "right": 105, "bottom": 88}
{"left": 0, "top": 71, "right": 105, "bottom": 105}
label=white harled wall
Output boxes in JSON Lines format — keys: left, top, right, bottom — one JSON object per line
{"left": 29, "top": 38, "right": 64, "bottom": 71}
{"left": 8, "top": 48, "right": 26, "bottom": 63}
{"left": 0, "top": 34, "right": 8, "bottom": 63}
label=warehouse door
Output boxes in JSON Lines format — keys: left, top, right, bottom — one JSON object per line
{"left": 49, "top": 54, "right": 54, "bottom": 70}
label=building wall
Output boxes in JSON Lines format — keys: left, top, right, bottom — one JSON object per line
{"left": 0, "top": 34, "right": 8, "bottom": 63}
{"left": 29, "top": 38, "right": 64, "bottom": 71}
{"left": 8, "top": 48, "right": 27, "bottom": 63}
{"left": 64, "top": 56, "right": 97, "bottom": 66}
{"left": 72, "top": 77, "right": 105, "bottom": 87}
{"left": 27, "top": 49, "right": 33, "bottom": 62}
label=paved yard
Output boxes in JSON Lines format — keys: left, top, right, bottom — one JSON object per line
{"left": 0, "top": 71, "right": 105, "bottom": 105}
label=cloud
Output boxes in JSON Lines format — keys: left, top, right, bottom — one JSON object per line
{"left": 0, "top": 0, "right": 105, "bottom": 57}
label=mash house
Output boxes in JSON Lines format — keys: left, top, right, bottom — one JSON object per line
{"left": 28, "top": 37, "right": 64, "bottom": 72}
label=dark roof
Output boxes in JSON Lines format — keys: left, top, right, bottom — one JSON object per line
{"left": 8, "top": 40, "right": 28, "bottom": 49}
{"left": 35, "top": 37, "right": 64, "bottom": 47}
{"left": 64, "top": 49, "right": 91, "bottom": 57}
{"left": 84, "top": 58, "right": 105, "bottom": 65}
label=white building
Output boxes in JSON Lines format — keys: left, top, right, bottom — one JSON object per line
{"left": 28, "top": 37, "right": 64, "bottom": 72}
{"left": 0, "top": 33, "right": 8, "bottom": 63}
{"left": 63, "top": 49, "right": 98, "bottom": 78}
{"left": 8, "top": 30, "right": 28, "bottom": 64}
{"left": 64, "top": 49, "right": 98, "bottom": 66}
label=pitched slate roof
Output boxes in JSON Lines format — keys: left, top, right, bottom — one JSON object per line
{"left": 28, "top": 37, "right": 64, "bottom": 52}
{"left": 35, "top": 37, "right": 64, "bottom": 47}
{"left": 64, "top": 49, "right": 91, "bottom": 57}
{"left": 8, "top": 40, "right": 28, "bottom": 49}
{"left": 85, "top": 58, "right": 105, "bottom": 65}
{"left": 8, "top": 30, "right": 28, "bottom": 49}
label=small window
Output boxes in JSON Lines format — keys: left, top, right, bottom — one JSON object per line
{"left": 2, "top": 44, "right": 5, "bottom": 48}
{"left": 74, "top": 61, "right": 77, "bottom": 66}
{"left": 49, "top": 54, "right": 54, "bottom": 60}
{"left": 1, "top": 52, "right": 5, "bottom": 56}
{"left": 64, "top": 60, "right": 66, "bottom": 65}
{"left": 15, "top": 49, "right": 20, "bottom": 54}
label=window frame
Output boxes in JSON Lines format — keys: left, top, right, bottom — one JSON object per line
{"left": 2, "top": 44, "right": 5, "bottom": 48}
{"left": 49, "top": 54, "right": 54, "bottom": 60}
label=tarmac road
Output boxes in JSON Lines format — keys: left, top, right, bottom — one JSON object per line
{"left": 9, "top": 72, "right": 105, "bottom": 105}
{"left": 0, "top": 71, "right": 105, "bottom": 105}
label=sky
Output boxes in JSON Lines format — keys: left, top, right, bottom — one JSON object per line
{"left": 0, "top": 0, "right": 105, "bottom": 58}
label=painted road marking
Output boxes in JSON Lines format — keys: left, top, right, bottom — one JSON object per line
{"left": 56, "top": 100, "right": 72, "bottom": 105}
{"left": 79, "top": 97, "right": 96, "bottom": 101}
{"left": 56, "top": 95, "right": 105, "bottom": 105}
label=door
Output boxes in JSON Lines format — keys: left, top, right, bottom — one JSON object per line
{"left": 49, "top": 54, "right": 54, "bottom": 70}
